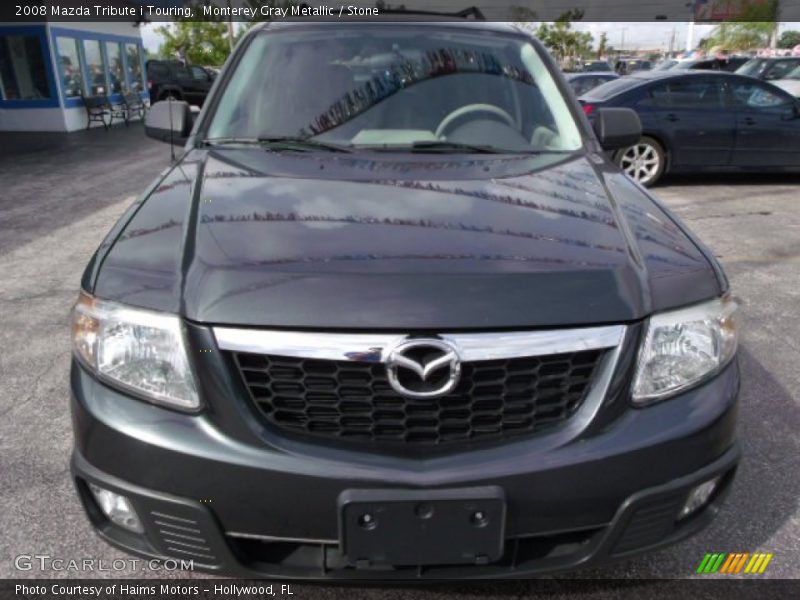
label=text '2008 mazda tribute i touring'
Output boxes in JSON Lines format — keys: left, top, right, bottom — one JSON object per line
{"left": 70, "top": 21, "right": 740, "bottom": 579}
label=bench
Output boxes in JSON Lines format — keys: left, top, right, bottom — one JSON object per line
{"left": 121, "top": 91, "right": 147, "bottom": 123}
{"left": 83, "top": 94, "right": 127, "bottom": 130}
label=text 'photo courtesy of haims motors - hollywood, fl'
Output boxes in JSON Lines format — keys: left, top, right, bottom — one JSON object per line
{"left": 0, "top": 0, "right": 799, "bottom": 599}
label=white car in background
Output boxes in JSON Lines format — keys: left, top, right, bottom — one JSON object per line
{"left": 774, "top": 65, "right": 800, "bottom": 98}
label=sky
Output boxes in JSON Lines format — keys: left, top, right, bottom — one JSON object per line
{"left": 141, "top": 21, "right": 800, "bottom": 55}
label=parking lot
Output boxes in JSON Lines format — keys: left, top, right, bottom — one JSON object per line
{"left": 0, "top": 126, "right": 798, "bottom": 589}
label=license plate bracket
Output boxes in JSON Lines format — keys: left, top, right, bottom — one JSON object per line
{"left": 338, "top": 486, "right": 506, "bottom": 567}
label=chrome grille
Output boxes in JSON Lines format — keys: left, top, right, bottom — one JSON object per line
{"left": 232, "top": 350, "right": 605, "bottom": 444}
{"left": 215, "top": 326, "right": 624, "bottom": 448}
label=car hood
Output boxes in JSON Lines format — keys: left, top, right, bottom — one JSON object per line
{"left": 91, "top": 149, "right": 722, "bottom": 329}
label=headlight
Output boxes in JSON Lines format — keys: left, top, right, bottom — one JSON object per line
{"left": 72, "top": 292, "right": 200, "bottom": 410}
{"left": 632, "top": 296, "right": 738, "bottom": 404}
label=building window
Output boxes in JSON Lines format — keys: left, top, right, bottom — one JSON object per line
{"left": 0, "top": 35, "right": 52, "bottom": 100}
{"left": 125, "top": 43, "right": 144, "bottom": 92}
{"left": 56, "top": 37, "right": 83, "bottom": 98}
{"left": 105, "top": 41, "right": 125, "bottom": 94}
{"left": 83, "top": 39, "right": 107, "bottom": 95}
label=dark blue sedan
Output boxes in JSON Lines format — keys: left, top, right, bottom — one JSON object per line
{"left": 579, "top": 71, "right": 800, "bottom": 185}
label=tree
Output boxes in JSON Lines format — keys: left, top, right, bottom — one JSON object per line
{"left": 703, "top": 0, "right": 779, "bottom": 52}
{"left": 156, "top": 21, "right": 230, "bottom": 65}
{"left": 704, "top": 22, "right": 773, "bottom": 52}
{"left": 155, "top": 1, "right": 230, "bottom": 65}
{"left": 778, "top": 30, "right": 800, "bottom": 49}
{"left": 535, "top": 10, "right": 589, "bottom": 69}
{"left": 597, "top": 32, "right": 609, "bottom": 58}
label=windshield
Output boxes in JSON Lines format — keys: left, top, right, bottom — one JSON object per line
{"left": 672, "top": 60, "right": 697, "bottom": 70}
{"left": 735, "top": 58, "right": 766, "bottom": 77}
{"left": 655, "top": 60, "right": 677, "bottom": 71}
{"left": 785, "top": 65, "right": 800, "bottom": 80}
{"left": 206, "top": 27, "right": 583, "bottom": 154}
{"left": 585, "top": 61, "right": 612, "bottom": 72}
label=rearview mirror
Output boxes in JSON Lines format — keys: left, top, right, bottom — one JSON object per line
{"left": 145, "top": 100, "right": 193, "bottom": 144}
{"left": 592, "top": 107, "right": 642, "bottom": 150}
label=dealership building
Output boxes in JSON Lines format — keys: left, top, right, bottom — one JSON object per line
{"left": 0, "top": 19, "right": 148, "bottom": 132}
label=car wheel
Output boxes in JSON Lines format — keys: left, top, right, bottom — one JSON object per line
{"left": 615, "top": 136, "right": 666, "bottom": 187}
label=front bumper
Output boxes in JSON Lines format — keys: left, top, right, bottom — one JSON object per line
{"left": 70, "top": 358, "right": 740, "bottom": 579}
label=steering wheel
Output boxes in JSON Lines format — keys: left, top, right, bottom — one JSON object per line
{"left": 435, "top": 103, "right": 517, "bottom": 139}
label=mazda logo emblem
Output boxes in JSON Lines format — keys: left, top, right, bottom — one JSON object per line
{"left": 385, "top": 339, "right": 461, "bottom": 398}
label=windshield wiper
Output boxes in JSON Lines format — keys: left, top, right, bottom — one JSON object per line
{"left": 392, "top": 141, "right": 522, "bottom": 154}
{"left": 200, "top": 136, "right": 352, "bottom": 152}
{"left": 257, "top": 136, "right": 352, "bottom": 153}
{"left": 200, "top": 137, "right": 262, "bottom": 147}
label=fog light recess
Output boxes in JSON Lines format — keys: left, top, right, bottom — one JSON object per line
{"left": 678, "top": 477, "right": 720, "bottom": 520}
{"left": 88, "top": 483, "right": 144, "bottom": 533}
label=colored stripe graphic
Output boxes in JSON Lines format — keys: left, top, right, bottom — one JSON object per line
{"left": 698, "top": 553, "right": 727, "bottom": 573}
{"left": 697, "top": 553, "right": 713, "bottom": 573}
{"left": 698, "top": 552, "right": 776, "bottom": 574}
{"left": 733, "top": 553, "right": 750, "bottom": 573}
{"left": 695, "top": 552, "right": 776, "bottom": 574}
{"left": 697, "top": 553, "right": 712, "bottom": 573}
{"left": 720, "top": 553, "right": 737, "bottom": 573}
{"left": 759, "top": 554, "right": 773, "bottom": 573}
{"left": 720, "top": 553, "right": 750, "bottom": 573}
{"left": 710, "top": 553, "right": 726, "bottom": 573}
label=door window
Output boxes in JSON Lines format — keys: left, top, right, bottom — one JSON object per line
{"left": 148, "top": 63, "right": 169, "bottom": 78}
{"left": 730, "top": 81, "right": 792, "bottom": 110}
{"left": 763, "top": 60, "right": 800, "bottom": 80}
{"left": 173, "top": 64, "right": 191, "bottom": 79}
{"left": 644, "top": 78, "right": 724, "bottom": 109}
{"left": 191, "top": 66, "right": 209, "bottom": 81}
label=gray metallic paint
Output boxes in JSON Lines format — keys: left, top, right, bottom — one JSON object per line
{"left": 89, "top": 149, "right": 723, "bottom": 329}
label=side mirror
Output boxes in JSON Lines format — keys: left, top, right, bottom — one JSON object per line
{"left": 593, "top": 107, "right": 642, "bottom": 150}
{"left": 145, "top": 100, "right": 193, "bottom": 144}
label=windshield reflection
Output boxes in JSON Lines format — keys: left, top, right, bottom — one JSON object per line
{"left": 304, "top": 47, "right": 536, "bottom": 138}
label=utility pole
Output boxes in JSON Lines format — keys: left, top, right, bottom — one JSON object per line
{"left": 685, "top": 0, "right": 696, "bottom": 53}
{"left": 620, "top": 27, "right": 627, "bottom": 55}
{"left": 226, "top": 0, "right": 235, "bottom": 51}
{"left": 669, "top": 27, "right": 676, "bottom": 57}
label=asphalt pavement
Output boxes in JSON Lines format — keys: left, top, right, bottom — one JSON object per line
{"left": 0, "top": 127, "right": 798, "bottom": 592}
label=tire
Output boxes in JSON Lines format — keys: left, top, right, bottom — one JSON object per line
{"left": 614, "top": 136, "right": 666, "bottom": 187}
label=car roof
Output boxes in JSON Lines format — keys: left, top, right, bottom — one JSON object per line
{"left": 566, "top": 72, "right": 617, "bottom": 79}
{"left": 622, "top": 70, "right": 740, "bottom": 81}
{"left": 580, "top": 70, "right": 754, "bottom": 101}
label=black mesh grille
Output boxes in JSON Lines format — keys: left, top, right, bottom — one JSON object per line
{"left": 231, "top": 349, "right": 605, "bottom": 446}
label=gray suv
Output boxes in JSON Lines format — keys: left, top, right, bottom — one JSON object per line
{"left": 70, "top": 20, "right": 740, "bottom": 579}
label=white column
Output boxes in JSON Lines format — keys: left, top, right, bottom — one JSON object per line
{"left": 686, "top": 21, "right": 695, "bottom": 52}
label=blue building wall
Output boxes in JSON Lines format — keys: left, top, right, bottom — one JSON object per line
{"left": 0, "top": 22, "right": 147, "bottom": 131}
